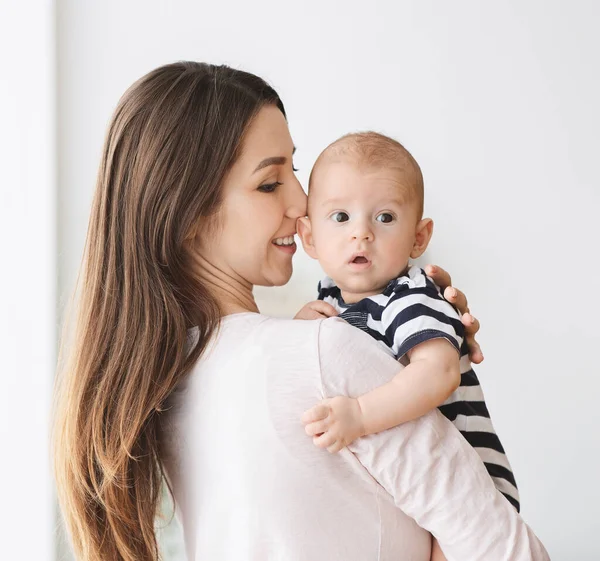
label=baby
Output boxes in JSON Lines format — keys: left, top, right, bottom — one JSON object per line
{"left": 295, "top": 132, "right": 519, "bottom": 561}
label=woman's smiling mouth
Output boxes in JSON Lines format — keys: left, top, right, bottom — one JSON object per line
{"left": 273, "top": 235, "right": 297, "bottom": 254}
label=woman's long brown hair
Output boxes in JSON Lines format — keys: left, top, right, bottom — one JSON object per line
{"left": 52, "top": 61, "right": 285, "bottom": 560}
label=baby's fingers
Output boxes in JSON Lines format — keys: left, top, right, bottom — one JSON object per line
{"left": 305, "top": 419, "right": 328, "bottom": 437}
{"left": 301, "top": 403, "right": 330, "bottom": 425}
{"left": 309, "top": 301, "right": 339, "bottom": 318}
{"left": 327, "top": 441, "right": 345, "bottom": 454}
{"left": 313, "top": 431, "right": 337, "bottom": 450}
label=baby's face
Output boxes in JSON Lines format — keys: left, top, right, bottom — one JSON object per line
{"left": 304, "top": 160, "right": 421, "bottom": 302}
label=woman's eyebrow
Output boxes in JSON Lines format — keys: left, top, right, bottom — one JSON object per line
{"left": 252, "top": 147, "right": 296, "bottom": 174}
{"left": 253, "top": 156, "right": 287, "bottom": 173}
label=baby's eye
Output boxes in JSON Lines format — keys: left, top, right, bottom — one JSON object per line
{"left": 376, "top": 213, "right": 394, "bottom": 223}
{"left": 331, "top": 212, "right": 349, "bottom": 223}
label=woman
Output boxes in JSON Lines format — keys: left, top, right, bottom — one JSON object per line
{"left": 52, "top": 62, "right": 548, "bottom": 561}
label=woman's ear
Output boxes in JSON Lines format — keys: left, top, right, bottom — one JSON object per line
{"left": 410, "top": 218, "right": 434, "bottom": 258}
{"left": 297, "top": 217, "right": 319, "bottom": 259}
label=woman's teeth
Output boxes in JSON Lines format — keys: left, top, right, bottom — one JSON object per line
{"left": 274, "top": 236, "right": 295, "bottom": 246}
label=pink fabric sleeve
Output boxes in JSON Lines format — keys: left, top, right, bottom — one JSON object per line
{"left": 317, "top": 317, "right": 549, "bottom": 561}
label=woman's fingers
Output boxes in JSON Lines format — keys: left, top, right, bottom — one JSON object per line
{"left": 301, "top": 403, "right": 330, "bottom": 425}
{"left": 466, "top": 338, "right": 484, "bottom": 364}
{"left": 426, "top": 264, "right": 485, "bottom": 363}
{"left": 462, "top": 313, "right": 480, "bottom": 335}
{"left": 444, "top": 286, "right": 470, "bottom": 315}
{"left": 424, "top": 264, "right": 452, "bottom": 291}
{"left": 426, "top": 264, "right": 470, "bottom": 315}
{"left": 462, "top": 313, "right": 484, "bottom": 363}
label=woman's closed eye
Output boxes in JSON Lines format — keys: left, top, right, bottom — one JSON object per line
{"left": 257, "top": 181, "right": 283, "bottom": 193}
{"left": 330, "top": 211, "right": 350, "bottom": 223}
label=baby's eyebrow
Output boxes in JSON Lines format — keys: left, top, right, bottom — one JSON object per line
{"left": 321, "top": 198, "right": 345, "bottom": 207}
{"left": 253, "top": 147, "right": 296, "bottom": 174}
{"left": 319, "top": 196, "right": 406, "bottom": 208}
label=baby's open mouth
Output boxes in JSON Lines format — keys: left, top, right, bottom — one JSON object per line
{"left": 349, "top": 253, "right": 371, "bottom": 266}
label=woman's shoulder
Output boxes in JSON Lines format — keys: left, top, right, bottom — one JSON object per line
{"left": 317, "top": 317, "right": 401, "bottom": 398}
{"left": 221, "top": 312, "right": 323, "bottom": 336}
{"left": 215, "top": 313, "right": 327, "bottom": 356}
{"left": 317, "top": 316, "right": 393, "bottom": 357}
{"left": 191, "top": 313, "right": 391, "bottom": 363}
{"left": 241, "top": 315, "right": 380, "bottom": 353}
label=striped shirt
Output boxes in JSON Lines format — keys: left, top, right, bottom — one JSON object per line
{"left": 318, "top": 265, "right": 521, "bottom": 511}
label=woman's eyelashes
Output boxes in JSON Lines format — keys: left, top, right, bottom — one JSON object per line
{"left": 257, "top": 181, "right": 283, "bottom": 193}
{"left": 257, "top": 162, "right": 297, "bottom": 192}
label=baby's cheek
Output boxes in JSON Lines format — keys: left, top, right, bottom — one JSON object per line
{"left": 323, "top": 251, "right": 344, "bottom": 275}
{"left": 385, "top": 237, "right": 413, "bottom": 262}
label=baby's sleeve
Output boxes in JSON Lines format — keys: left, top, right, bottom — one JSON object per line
{"left": 383, "top": 284, "right": 465, "bottom": 359}
{"left": 317, "top": 318, "right": 549, "bottom": 561}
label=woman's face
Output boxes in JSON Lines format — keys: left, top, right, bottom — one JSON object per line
{"left": 198, "top": 105, "right": 307, "bottom": 287}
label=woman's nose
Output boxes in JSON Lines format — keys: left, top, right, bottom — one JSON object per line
{"left": 285, "top": 177, "right": 308, "bottom": 220}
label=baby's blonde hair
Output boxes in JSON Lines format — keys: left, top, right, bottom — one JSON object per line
{"left": 309, "top": 131, "right": 424, "bottom": 218}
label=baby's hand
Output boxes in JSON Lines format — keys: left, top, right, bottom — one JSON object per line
{"left": 294, "top": 300, "right": 338, "bottom": 320}
{"left": 301, "top": 396, "right": 365, "bottom": 453}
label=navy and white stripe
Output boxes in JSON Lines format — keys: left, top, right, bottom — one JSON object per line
{"left": 318, "top": 265, "right": 520, "bottom": 511}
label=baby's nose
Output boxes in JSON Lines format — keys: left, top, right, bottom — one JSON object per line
{"left": 352, "top": 225, "right": 373, "bottom": 241}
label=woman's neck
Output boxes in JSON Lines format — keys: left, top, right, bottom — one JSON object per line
{"left": 190, "top": 252, "right": 259, "bottom": 316}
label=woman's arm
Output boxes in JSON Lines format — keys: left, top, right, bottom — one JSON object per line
{"left": 317, "top": 318, "right": 549, "bottom": 561}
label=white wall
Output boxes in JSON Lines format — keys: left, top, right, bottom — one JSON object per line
{"left": 56, "top": 1, "right": 599, "bottom": 559}
{"left": 0, "top": 2, "right": 56, "bottom": 561}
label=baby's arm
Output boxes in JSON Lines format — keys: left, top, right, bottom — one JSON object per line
{"left": 302, "top": 338, "right": 460, "bottom": 453}
{"left": 314, "top": 318, "right": 550, "bottom": 560}
{"left": 361, "top": 338, "right": 460, "bottom": 434}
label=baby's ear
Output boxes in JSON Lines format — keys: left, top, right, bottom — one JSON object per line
{"left": 410, "top": 218, "right": 434, "bottom": 258}
{"left": 296, "top": 216, "right": 319, "bottom": 259}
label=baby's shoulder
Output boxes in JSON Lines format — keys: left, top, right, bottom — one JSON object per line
{"left": 380, "top": 267, "right": 462, "bottom": 329}
{"left": 317, "top": 275, "right": 341, "bottom": 300}
{"left": 381, "top": 266, "right": 444, "bottom": 301}
{"left": 388, "top": 265, "right": 437, "bottom": 292}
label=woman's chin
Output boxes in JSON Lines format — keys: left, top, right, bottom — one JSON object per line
{"left": 264, "top": 264, "right": 293, "bottom": 287}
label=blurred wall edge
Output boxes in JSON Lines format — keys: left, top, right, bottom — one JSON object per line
{"left": 0, "top": 1, "right": 57, "bottom": 560}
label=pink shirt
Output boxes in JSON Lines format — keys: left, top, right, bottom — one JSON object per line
{"left": 160, "top": 313, "right": 549, "bottom": 560}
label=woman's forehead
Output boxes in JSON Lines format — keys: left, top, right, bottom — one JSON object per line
{"left": 238, "top": 105, "right": 294, "bottom": 167}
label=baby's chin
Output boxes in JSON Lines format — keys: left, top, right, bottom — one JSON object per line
{"left": 337, "top": 277, "right": 389, "bottom": 301}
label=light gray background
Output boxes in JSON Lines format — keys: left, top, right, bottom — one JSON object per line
{"left": 2, "top": 1, "right": 598, "bottom": 560}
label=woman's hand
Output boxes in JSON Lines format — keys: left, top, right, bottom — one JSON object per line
{"left": 425, "top": 264, "right": 484, "bottom": 364}
{"left": 294, "top": 300, "right": 338, "bottom": 320}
